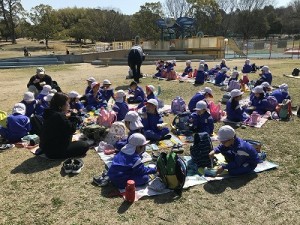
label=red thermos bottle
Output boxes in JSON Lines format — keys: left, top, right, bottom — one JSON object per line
{"left": 124, "top": 180, "right": 135, "bottom": 203}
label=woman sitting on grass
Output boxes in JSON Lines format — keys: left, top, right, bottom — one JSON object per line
{"left": 39, "top": 92, "right": 89, "bottom": 159}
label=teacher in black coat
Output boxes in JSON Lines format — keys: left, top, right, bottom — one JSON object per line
{"left": 128, "top": 44, "right": 145, "bottom": 83}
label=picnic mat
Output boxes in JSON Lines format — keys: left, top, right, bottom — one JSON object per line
{"left": 283, "top": 74, "right": 300, "bottom": 79}
{"left": 96, "top": 147, "right": 278, "bottom": 200}
{"left": 128, "top": 104, "right": 172, "bottom": 114}
{"left": 221, "top": 116, "right": 268, "bottom": 128}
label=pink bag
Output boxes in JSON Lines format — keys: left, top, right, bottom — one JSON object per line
{"left": 209, "top": 101, "right": 223, "bottom": 122}
{"left": 97, "top": 107, "right": 117, "bottom": 128}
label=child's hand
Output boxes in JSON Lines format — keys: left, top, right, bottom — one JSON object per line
{"left": 216, "top": 166, "right": 224, "bottom": 175}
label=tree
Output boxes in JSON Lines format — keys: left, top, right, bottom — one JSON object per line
{"left": 29, "top": 4, "right": 63, "bottom": 48}
{"left": 130, "top": 3, "right": 164, "bottom": 40}
{"left": 0, "top": 0, "right": 25, "bottom": 43}
{"left": 164, "top": 0, "right": 192, "bottom": 18}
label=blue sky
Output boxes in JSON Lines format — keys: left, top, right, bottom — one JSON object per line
{"left": 21, "top": 0, "right": 291, "bottom": 15}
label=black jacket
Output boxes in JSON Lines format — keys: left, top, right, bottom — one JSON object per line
{"left": 27, "top": 74, "right": 53, "bottom": 91}
{"left": 40, "top": 109, "right": 77, "bottom": 158}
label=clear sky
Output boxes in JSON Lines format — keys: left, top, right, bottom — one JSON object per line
{"left": 21, "top": 0, "right": 292, "bottom": 15}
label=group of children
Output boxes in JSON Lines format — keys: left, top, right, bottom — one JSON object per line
{"left": 0, "top": 61, "right": 291, "bottom": 190}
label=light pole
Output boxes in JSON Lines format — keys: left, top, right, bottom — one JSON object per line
{"left": 224, "top": 38, "right": 228, "bottom": 59}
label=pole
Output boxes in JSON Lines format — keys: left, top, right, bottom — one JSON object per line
{"left": 269, "top": 38, "right": 272, "bottom": 60}
{"left": 292, "top": 38, "right": 295, "bottom": 59}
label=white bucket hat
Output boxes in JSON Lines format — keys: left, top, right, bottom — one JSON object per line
{"left": 221, "top": 67, "right": 228, "bottom": 72}
{"left": 146, "top": 85, "right": 155, "bottom": 93}
{"left": 252, "top": 85, "right": 264, "bottom": 94}
{"left": 146, "top": 99, "right": 158, "bottom": 107}
{"left": 245, "top": 59, "right": 250, "bottom": 64}
{"left": 86, "top": 77, "right": 96, "bottom": 82}
{"left": 217, "top": 125, "right": 236, "bottom": 142}
{"left": 36, "top": 67, "right": 45, "bottom": 75}
{"left": 198, "top": 64, "right": 205, "bottom": 71}
{"left": 68, "top": 91, "right": 81, "bottom": 99}
{"left": 261, "top": 82, "right": 271, "bottom": 89}
{"left": 230, "top": 89, "right": 244, "bottom": 98}
{"left": 40, "top": 85, "right": 52, "bottom": 95}
{"left": 128, "top": 133, "right": 149, "bottom": 146}
{"left": 103, "top": 79, "right": 112, "bottom": 85}
{"left": 115, "top": 90, "right": 126, "bottom": 103}
{"left": 203, "top": 87, "right": 213, "bottom": 97}
{"left": 23, "top": 91, "right": 35, "bottom": 102}
{"left": 194, "top": 100, "right": 208, "bottom": 111}
{"left": 124, "top": 111, "right": 143, "bottom": 130}
{"left": 12, "top": 103, "right": 26, "bottom": 115}
{"left": 44, "top": 93, "right": 54, "bottom": 102}
{"left": 261, "top": 66, "right": 269, "bottom": 73}
{"left": 279, "top": 83, "right": 288, "bottom": 92}
{"left": 91, "top": 82, "right": 100, "bottom": 89}
{"left": 186, "top": 60, "right": 191, "bottom": 64}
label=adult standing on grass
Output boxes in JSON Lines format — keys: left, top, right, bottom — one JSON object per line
{"left": 128, "top": 39, "right": 145, "bottom": 83}
{"left": 27, "top": 67, "right": 53, "bottom": 97}
{"left": 39, "top": 92, "right": 89, "bottom": 159}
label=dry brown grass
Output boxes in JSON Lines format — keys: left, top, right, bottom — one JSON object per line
{"left": 0, "top": 52, "right": 300, "bottom": 224}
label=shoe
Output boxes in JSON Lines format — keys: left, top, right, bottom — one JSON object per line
{"left": 172, "top": 143, "right": 184, "bottom": 154}
{"left": 62, "top": 158, "right": 73, "bottom": 174}
{"left": 72, "top": 158, "right": 84, "bottom": 174}
{"left": 160, "top": 134, "right": 172, "bottom": 140}
{"left": 258, "top": 151, "right": 267, "bottom": 161}
{"left": 93, "top": 174, "right": 110, "bottom": 186}
{"left": 0, "top": 144, "right": 15, "bottom": 150}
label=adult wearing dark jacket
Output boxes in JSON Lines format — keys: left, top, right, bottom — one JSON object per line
{"left": 27, "top": 67, "right": 53, "bottom": 97}
{"left": 39, "top": 92, "right": 89, "bottom": 159}
{"left": 128, "top": 45, "right": 145, "bottom": 83}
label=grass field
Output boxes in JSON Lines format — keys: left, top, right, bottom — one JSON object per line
{"left": 0, "top": 51, "right": 300, "bottom": 224}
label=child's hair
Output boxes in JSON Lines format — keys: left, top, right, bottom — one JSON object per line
{"left": 130, "top": 81, "right": 138, "bottom": 87}
{"left": 50, "top": 92, "right": 69, "bottom": 112}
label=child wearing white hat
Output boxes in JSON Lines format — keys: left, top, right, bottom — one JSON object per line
{"left": 112, "top": 90, "right": 129, "bottom": 121}
{"left": 36, "top": 85, "right": 51, "bottom": 101}
{"left": 142, "top": 99, "right": 171, "bottom": 141}
{"left": 107, "top": 133, "right": 157, "bottom": 189}
{"left": 242, "top": 59, "right": 252, "bottom": 74}
{"left": 255, "top": 65, "right": 273, "bottom": 86}
{"left": 20, "top": 91, "right": 38, "bottom": 117}
{"left": 270, "top": 83, "right": 291, "bottom": 103}
{"left": 68, "top": 91, "right": 84, "bottom": 113}
{"left": 226, "top": 89, "right": 249, "bottom": 122}
{"left": 188, "top": 87, "right": 213, "bottom": 112}
{"left": 209, "top": 125, "right": 260, "bottom": 176}
{"left": 248, "top": 85, "right": 269, "bottom": 115}
{"left": 100, "top": 79, "right": 115, "bottom": 102}
{"left": 189, "top": 100, "right": 214, "bottom": 135}
{"left": 215, "top": 67, "right": 229, "bottom": 86}
{"left": 35, "top": 93, "right": 54, "bottom": 116}
{"left": 0, "top": 103, "right": 31, "bottom": 143}
{"left": 181, "top": 60, "right": 193, "bottom": 77}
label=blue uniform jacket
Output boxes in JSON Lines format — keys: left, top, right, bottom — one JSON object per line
{"left": 128, "top": 86, "right": 145, "bottom": 102}
{"left": 0, "top": 113, "right": 31, "bottom": 142}
{"left": 226, "top": 100, "right": 248, "bottom": 122}
{"left": 70, "top": 101, "right": 84, "bottom": 111}
{"left": 86, "top": 90, "right": 107, "bottom": 110}
{"left": 100, "top": 87, "right": 114, "bottom": 102}
{"left": 85, "top": 86, "right": 92, "bottom": 95}
{"left": 142, "top": 112, "right": 163, "bottom": 133}
{"left": 195, "top": 71, "right": 206, "bottom": 84}
{"left": 215, "top": 72, "right": 228, "bottom": 85}
{"left": 271, "top": 89, "right": 290, "bottom": 104}
{"left": 107, "top": 145, "right": 156, "bottom": 189}
{"left": 190, "top": 111, "right": 214, "bottom": 135}
{"left": 182, "top": 66, "right": 193, "bottom": 77}
{"left": 35, "top": 100, "right": 49, "bottom": 116}
{"left": 112, "top": 102, "right": 129, "bottom": 121}
{"left": 188, "top": 92, "right": 205, "bottom": 112}
{"left": 261, "top": 73, "right": 272, "bottom": 85}
{"left": 250, "top": 95, "right": 269, "bottom": 115}
{"left": 214, "top": 137, "right": 260, "bottom": 170}
{"left": 242, "top": 64, "right": 252, "bottom": 73}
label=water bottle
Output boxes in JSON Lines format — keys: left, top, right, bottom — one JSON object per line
{"left": 124, "top": 180, "right": 135, "bottom": 203}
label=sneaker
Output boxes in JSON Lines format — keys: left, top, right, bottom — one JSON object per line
{"left": 93, "top": 175, "right": 110, "bottom": 187}
{"left": 0, "top": 144, "right": 15, "bottom": 150}
{"left": 258, "top": 151, "right": 267, "bottom": 161}
{"left": 62, "top": 158, "right": 73, "bottom": 174}
{"left": 72, "top": 158, "right": 84, "bottom": 174}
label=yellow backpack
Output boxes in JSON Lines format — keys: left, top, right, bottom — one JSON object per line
{"left": 0, "top": 110, "right": 7, "bottom": 128}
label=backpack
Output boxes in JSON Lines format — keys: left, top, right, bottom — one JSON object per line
{"left": 266, "top": 96, "right": 278, "bottom": 111}
{"left": 103, "top": 122, "right": 126, "bottom": 145}
{"left": 97, "top": 107, "right": 117, "bottom": 128}
{"left": 227, "top": 80, "right": 241, "bottom": 92}
{"left": 171, "top": 112, "right": 191, "bottom": 135}
{"left": 208, "top": 101, "right": 223, "bottom": 122}
{"left": 276, "top": 99, "right": 292, "bottom": 120}
{"left": 81, "top": 124, "right": 109, "bottom": 142}
{"left": 292, "top": 68, "right": 300, "bottom": 76}
{"left": 171, "top": 96, "right": 186, "bottom": 114}
{"left": 221, "top": 92, "right": 231, "bottom": 104}
{"left": 190, "top": 132, "right": 213, "bottom": 168}
{"left": 0, "top": 110, "right": 7, "bottom": 128}
{"left": 244, "top": 139, "right": 262, "bottom": 152}
{"left": 156, "top": 151, "right": 187, "bottom": 195}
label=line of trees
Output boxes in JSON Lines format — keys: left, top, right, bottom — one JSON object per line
{"left": 0, "top": 0, "right": 299, "bottom": 46}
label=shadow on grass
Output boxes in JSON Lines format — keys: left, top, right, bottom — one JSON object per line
{"left": 11, "top": 156, "right": 63, "bottom": 174}
{"left": 115, "top": 84, "right": 130, "bottom": 91}
{"left": 203, "top": 173, "right": 258, "bottom": 194}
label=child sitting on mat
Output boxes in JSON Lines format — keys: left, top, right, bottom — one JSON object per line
{"left": 100, "top": 79, "right": 115, "bottom": 103}
{"left": 112, "top": 90, "right": 129, "bottom": 121}
{"left": 20, "top": 92, "right": 38, "bottom": 118}
{"left": 141, "top": 99, "right": 171, "bottom": 141}
{"left": 189, "top": 100, "right": 214, "bottom": 136}
{"left": 209, "top": 125, "right": 260, "bottom": 176}
{"left": 181, "top": 60, "right": 193, "bottom": 77}
{"left": 107, "top": 133, "right": 157, "bottom": 189}
{"left": 68, "top": 91, "right": 84, "bottom": 114}
{"left": 86, "top": 82, "right": 107, "bottom": 111}
{"left": 248, "top": 85, "right": 269, "bottom": 115}
{"left": 0, "top": 103, "right": 31, "bottom": 143}
{"left": 226, "top": 89, "right": 249, "bottom": 122}
{"left": 127, "top": 81, "right": 145, "bottom": 104}
{"left": 188, "top": 87, "right": 213, "bottom": 112}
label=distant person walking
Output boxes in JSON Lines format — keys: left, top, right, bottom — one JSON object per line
{"left": 128, "top": 44, "right": 145, "bottom": 83}
{"left": 23, "top": 47, "right": 30, "bottom": 57}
